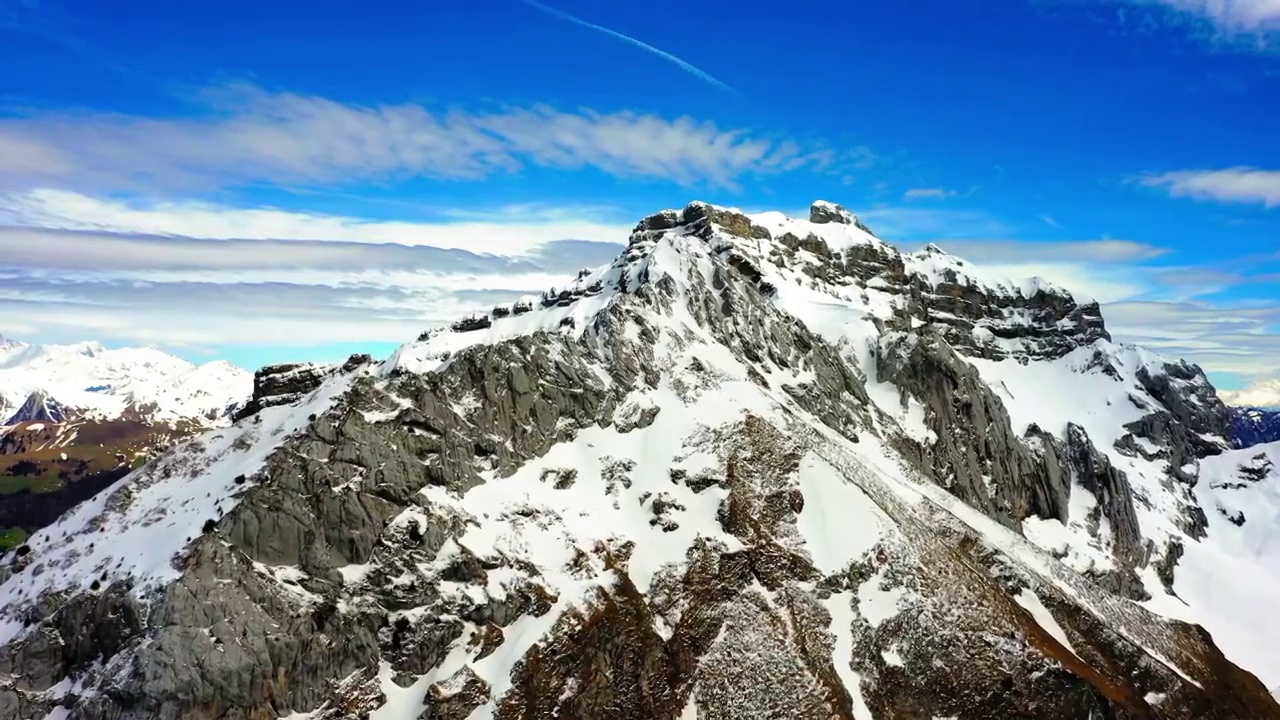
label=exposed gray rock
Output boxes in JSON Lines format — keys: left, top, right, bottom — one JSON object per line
{"left": 1061, "top": 423, "right": 1148, "bottom": 599}
{"left": 0, "top": 201, "right": 1275, "bottom": 720}
{"left": 876, "top": 330, "right": 1070, "bottom": 528}
{"left": 3, "top": 391, "right": 71, "bottom": 426}
{"left": 808, "top": 200, "right": 853, "bottom": 226}
{"left": 234, "top": 362, "right": 335, "bottom": 421}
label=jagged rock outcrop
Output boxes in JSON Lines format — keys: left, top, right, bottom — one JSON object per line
{"left": 233, "top": 362, "right": 337, "bottom": 422}
{"left": 0, "top": 200, "right": 1276, "bottom": 720}
{"left": 876, "top": 330, "right": 1070, "bottom": 527}
{"left": 1060, "top": 423, "right": 1147, "bottom": 598}
{"left": 909, "top": 246, "right": 1111, "bottom": 361}
{"left": 808, "top": 199, "right": 876, "bottom": 235}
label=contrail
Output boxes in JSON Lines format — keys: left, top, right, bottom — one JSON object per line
{"left": 523, "top": 0, "right": 736, "bottom": 94}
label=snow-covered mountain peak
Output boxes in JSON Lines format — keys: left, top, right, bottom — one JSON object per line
{"left": 393, "top": 200, "right": 1107, "bottom": 378}
{"left": 0, "top": 337, "right": 252, "bottom": 426}
{"left": 808, "top": 198, "right": 863, "bottom": 227}
{"left": 1, "top": 200, "right": 1277, "bottom": 720}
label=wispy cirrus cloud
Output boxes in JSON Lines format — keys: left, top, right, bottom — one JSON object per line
{"left": 521, "top": 0, "right": 735, "bottom": 93}
{"left": 0, "top": 189, "right": 631, "bottom": 255}
{"left": 0, "top": 84, "right": 829, "bottom": 192}
{"left": 1132, "top": 0, "right": 1280, "bottom": 32}
{"left": 0, "top": 182, "right": 636, "bottom": 352}
{"left": 1140, "top": 167, "right": 1280, "bottom": 207}
{"left": 903, "top": 187, "right": 957, "bottom": 200}
{"left": 1104, "top": 299, "right": 1280, "bottom": 379}
{"left": 4, "top": 189, "right": 1278, "bottom": 387}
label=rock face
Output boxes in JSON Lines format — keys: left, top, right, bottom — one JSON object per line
{"left": 233, "top": 362, "right": 337, "bottom": 421}
{"left": 876, "top": 330, "right": 1071, "bottom": 528}
{"left": 808, "top": 200, "right": 878, "bottom": 237}
{"left": 2, "top": 392, "right": 69, "bottom": 426}
{"left": 0, "top": 201, "right": 1276, "bottom": 720}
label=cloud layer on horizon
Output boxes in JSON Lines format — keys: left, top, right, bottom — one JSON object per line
{"left": 3, "top": 192, "right": 1278, "bottom": 389}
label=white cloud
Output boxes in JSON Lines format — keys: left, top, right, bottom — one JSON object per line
{"left": 903, "top": 187, "right": 957, "bottom": 200}
{"left": 0, "top": 189, "right": 633, "bottom": 354}
{"left": 1104, "top": 300, "right": 1280, "bottom": 377}
{"left": 1220, "top": 379, "right": 1280, "bottom": 407}
{"left": 1140, "top": 0, "right": 1280, "bottom": 31}
{"left": 3, "top": 192, "right": 1277, "bottom": 387}
{"left": 1141, "top": 167, "right": 1280, "bottom": 206}
{"left": 857, "top": 207, "right": 1014, "bottom": 239}
{"left": 0, "top": 189, "right": 631, "bottom": 255}
{"left": 0, "top": 84, "right": 830, "bottom": 192}
{"left": 918, "top": 238, "right": 1169, "bottom": 263}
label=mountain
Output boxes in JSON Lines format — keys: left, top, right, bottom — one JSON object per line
{"left": 0, "top": 339, "right": 252, "bottom": 551}
{"left": 0, "top": 337, "right": 251, "bottom": 426}
{"left": 0, "top": 201, "right": 1277, "bottom": 720}
{"left": 1228, "top": 407, "right": 1280, "bottom": 449}
{"left": 1, "top": 390, "right": 70, "bottom": 426}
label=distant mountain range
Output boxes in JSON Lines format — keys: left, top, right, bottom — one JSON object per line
{"left": 0, "top": 335, "right": 250, "bottom": 426}
{"left": 0, "top": 336, "right": 251, "bottom": 549}
{"left": 1230, "top": 406, "right": 1280, "bottom": 449}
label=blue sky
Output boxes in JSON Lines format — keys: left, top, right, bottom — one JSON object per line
{"left": 0, "top": 0, "right": 1278, "bottom": 397}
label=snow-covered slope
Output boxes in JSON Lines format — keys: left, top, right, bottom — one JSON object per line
{"left": 0, "top": 202, "right": 1275, "bottom": 720}
{"left": 0, "top": 337, "right": 251, "bottom": 427}
{"left": 1228, "top": 406, "right": 1280, "bottom": 449}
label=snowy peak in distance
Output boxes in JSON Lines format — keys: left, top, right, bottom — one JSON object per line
{"left": 4, "top": 390, "right": 70, "bottom": 425}
{"left": 0, "top": 338, "right": 253, "bottom": 427}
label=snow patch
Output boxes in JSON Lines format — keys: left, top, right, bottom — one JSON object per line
{"left": 824, "top": 593, "right": 875, "bottom": 720}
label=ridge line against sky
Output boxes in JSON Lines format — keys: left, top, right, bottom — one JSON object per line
{"left": 0, "top": 0, "right": 1276, "bottom": 401}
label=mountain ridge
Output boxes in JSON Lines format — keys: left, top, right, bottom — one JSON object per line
{"left": 0, "top": 338, "right": 251, "bottom": 427}
{"left": 1228, "top": 406, "right": 1280, "bottom": 449}
{"left": 0, "top": 200, "right": 1275, "bottom": 720}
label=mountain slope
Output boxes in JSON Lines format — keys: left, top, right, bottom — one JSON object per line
{"left": 1228, "top": 406, "right": 1280, "bottom": 449}
{"left": 0, "top": 339, "right": 252, "bottom": 550}
{"left": 0, "top": 202, "right": 1275, "bottom": 720}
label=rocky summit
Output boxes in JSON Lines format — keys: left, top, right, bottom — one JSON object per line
{"left": 0, "top": 201, "right": 1278, "bottom": 720}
